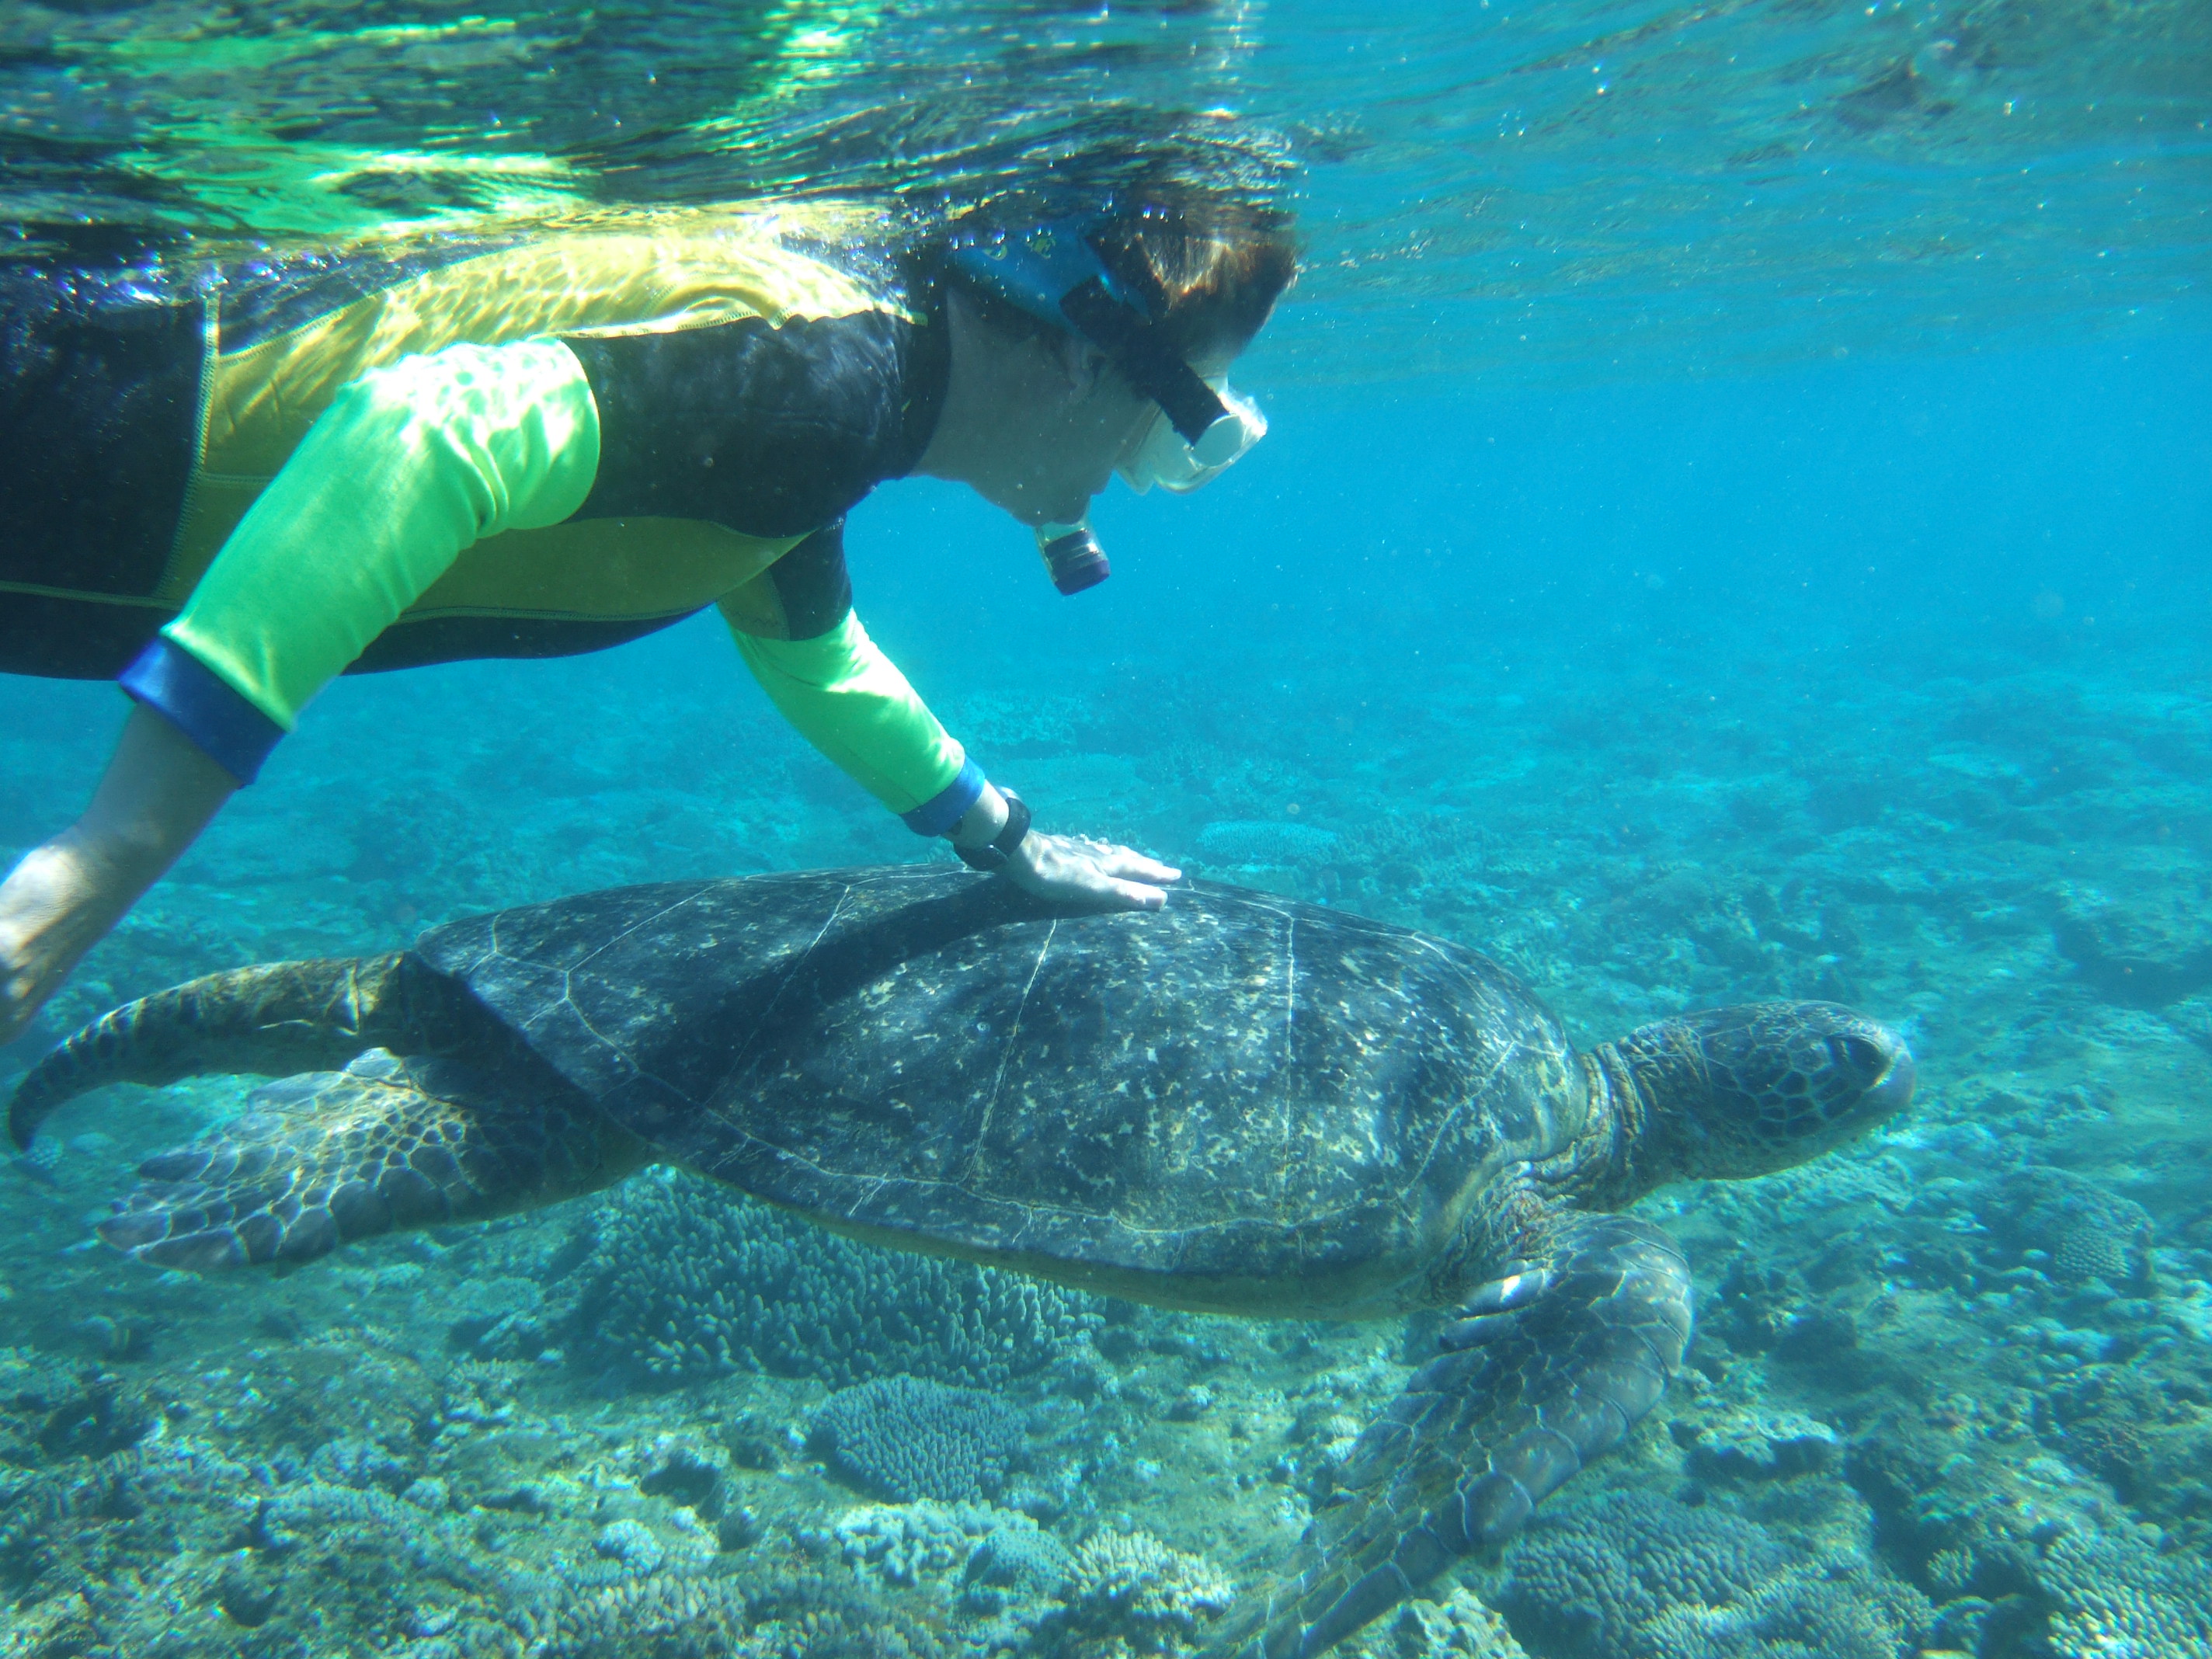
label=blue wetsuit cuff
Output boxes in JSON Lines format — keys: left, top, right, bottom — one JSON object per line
{"left": 901, "top": 759, "right": 986, "bottom": 836}
{"left": 119, "top": 638, "right": 283, "bottom": 785}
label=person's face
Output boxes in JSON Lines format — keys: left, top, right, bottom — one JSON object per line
{"left": 923, "top": 286, "right": 1166, "bottom": 528}
{"left": 966, "top": 332, "right": 1159, "bottom": 527}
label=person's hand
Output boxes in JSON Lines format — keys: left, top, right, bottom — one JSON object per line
{"left": 947, "top": 784, "right": 1179, "bottom": 910}
{"left": 0, "top": 838, "right": 139, "bottom": 1048}
{"left": 1, "top": 705, "right": 237, "bottom": 1051}
{"left": 1000, "top": 829, "right": 1181, "bottom": 911}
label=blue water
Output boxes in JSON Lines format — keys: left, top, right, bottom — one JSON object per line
{"left": 5, "top": 3, "right": 2212, "bottom": 1655}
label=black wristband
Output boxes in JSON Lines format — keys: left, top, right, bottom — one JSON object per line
{"left": 955, "top": 791, "right": 1032, "bottom": 872}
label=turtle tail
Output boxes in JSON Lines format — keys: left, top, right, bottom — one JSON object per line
{"left": 7, "top": 952, "right": 455, "bottom": 1149}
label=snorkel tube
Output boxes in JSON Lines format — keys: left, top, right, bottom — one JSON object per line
{"left": 948, "top": 217, "right": 1266, "bottom": 594}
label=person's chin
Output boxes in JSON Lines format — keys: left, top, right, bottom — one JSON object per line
{"left": 982, "top": 474, "right": 1088, "bottom": 528}
{"left": 1014, "top": 501, "right": 1085, "bottom": 531}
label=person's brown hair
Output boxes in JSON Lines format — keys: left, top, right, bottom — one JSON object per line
{"left": 1090, "top": 194, "right": 1298, "bottom": 365}
{"left": 943, "top": 190, "right": 1297, "bottom": 366}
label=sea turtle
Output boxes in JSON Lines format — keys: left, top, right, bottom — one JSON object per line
{"left": 7, "top": 865, "right": 1913, "bottom": 1658}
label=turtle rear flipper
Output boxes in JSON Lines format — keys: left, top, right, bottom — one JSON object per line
{"left": 97, "top": 1051, "right": 630, "bottom": 1271}
{"left": 1217, "top": 1214, "right": 1692, "bottom": 1659}
{"left": 6, "top": 951, "right": 475, "bottom": 1149}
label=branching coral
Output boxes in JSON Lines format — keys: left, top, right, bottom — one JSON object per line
{"left": 1057, "top": 1527, "right": 1234, "bottom": 1652}
{"left": 2035, "top": 1522, "right": 2212, "bottom": 1658}
{"left": 811, "top": 1376, "right": 1028, "bottom": 1504}
{"left": 1499, "top": 1491, "right": 1929, "bottom": 1659}
{"left": 572, "top": 1170, "right": 1101, "bottom": 1389}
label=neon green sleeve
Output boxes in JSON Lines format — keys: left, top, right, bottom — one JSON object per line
{"left": 163, "top": 339, "right": 601, "bottom": 728}
{"left": 727, "top": 610, "right": 969, "bottom": 815}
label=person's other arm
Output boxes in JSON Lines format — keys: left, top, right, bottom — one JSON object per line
{"left": 0, "top": 706, "right": 235, "bottom": 1051}
{"left": 0, "top": 339, "right": 600, "bottom": 1047}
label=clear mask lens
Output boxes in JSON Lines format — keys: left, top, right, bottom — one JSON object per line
{"left": 1118, "top": 380, "right": 1267, "bottom": 496}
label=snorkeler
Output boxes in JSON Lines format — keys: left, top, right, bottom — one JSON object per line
{"left": 0, "top": 195, "right": 1298, "bottom": 1045}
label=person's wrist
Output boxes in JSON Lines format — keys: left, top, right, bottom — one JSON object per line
{"left": 953, "top": 790, "right": 1032, "bottom": 873}
{"left": 949, "top": 784, "right": 1010, "bottom": 850}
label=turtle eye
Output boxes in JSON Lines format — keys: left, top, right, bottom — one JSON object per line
{"left": 1830, "top": 1035, "right": 1883, "bottom": 1081}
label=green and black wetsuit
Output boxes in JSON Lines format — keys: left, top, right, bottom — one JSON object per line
{"left": 0, "top": 204, "right": 986, "bottom": 834}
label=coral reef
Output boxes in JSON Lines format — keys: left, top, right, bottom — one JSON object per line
{"left": 830, "top": 1501, "right": 999, "bottom": 1588}
{"left": 548, "top": 1568, "right": 950, "bottom": 1659}
{"left": 2034, "top": 1520, "right": 2212, "bottom": 1657}
{"left": 1338, "top": 1588, "right": 1532, "bottom": 1657}
{"left": 569, "top": 1169, "right": 1103, "bottom": 1390}
{"left": 1052, "top": 1526, "right": 1236, "bottom": 1652}
{"left": 965, "top": 1514, "right": 1076, "bottom": 1597}
{"left": 812, "top": 1376, "right": 1029, "bottom": 1504}
{"left": 548, "top": 1575, "right": 753, "bottom": 1659}
{"left": 1194, "top": 818, "right": 1343, "bottom": 868}
{"left": 8, "top": 531, "right": 2212, "bottom": 1659}
{"left": 1637, "top": 1560, "right": 1931, "bottom": 1659}
{"left": 1670, "top": 1408, "right": 1840, "bottom": 1483}
{"left": 1985, "top": 1167, "right": 2156, "bottom": 1292}
{"left": 1497, "top": 1490, "right": 1930, "bottom": 1659}
{"left": 2050, "top": 891, "right": 2212, "bottom": 1007}
{"left": 816, "top": 1502, "right": 1233, "bottom": 1652}
{"left": 1498, "top": 1490, "right": 1784, "bottom": 1657}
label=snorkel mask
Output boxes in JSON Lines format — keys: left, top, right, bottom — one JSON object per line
{"left": 948, "top": 217, "right": 1268, "bottom": 595}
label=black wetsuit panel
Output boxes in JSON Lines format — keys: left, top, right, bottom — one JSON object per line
{"left": 0, "top": 267, "right": 203, "bottom": 674}
{"left": 760, "top": 523, "right": 857, "bottom": 641}
{"left": 564, "top": 310, "right": 945, "bottom": 539}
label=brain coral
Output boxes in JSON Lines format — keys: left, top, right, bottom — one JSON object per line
{"left": 1987, "top": 1167, "right": 2155, "bottom": 1290}
{"left": 572, "top": 1169, "right": 1102, "bottom": 1389}
{"left": 811, "top": 1376, "right": 1028, "bottom": 1504}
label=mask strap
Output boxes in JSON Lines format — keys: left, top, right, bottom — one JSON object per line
{"left": 1058, "top": 279, "right": 1229, "bottom": 447}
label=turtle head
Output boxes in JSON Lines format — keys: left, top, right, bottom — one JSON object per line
{"left": 1590, "top": 1001, "right": 1915, "bottom": 1195}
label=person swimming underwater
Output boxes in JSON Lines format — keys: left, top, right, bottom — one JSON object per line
{"left": 0, "top": 192, "right": 1299, "bottom": 1046}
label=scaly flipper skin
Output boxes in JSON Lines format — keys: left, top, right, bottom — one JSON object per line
{"left": 1212, "top": 1214, "right": 1692, "bottom": 1659}
{"left": 96, "top": 1050, "right": 628, "bottom": 1271}
{"left": 5, "top": 953, "right": 457, "bottom": 1149}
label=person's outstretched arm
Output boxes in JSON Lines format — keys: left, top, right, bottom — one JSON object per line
{"left": 723, "top": 569, "right": 1177, "bottom": 910}
{"left": 0, "top": 705, "right": 237, "bottom": 1045}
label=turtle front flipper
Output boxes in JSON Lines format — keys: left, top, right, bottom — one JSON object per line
{"left": 7, "top": 952, "right": 468, "bottom": 1149}
{"left": 96, "top": 1050, "right": 635, "bottom": 1271}
{"left": 1214, "top": 1214, "right": 1692, "bottom": 1659}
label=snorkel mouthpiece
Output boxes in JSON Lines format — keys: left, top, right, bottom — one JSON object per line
{"left": 1037, "top": 521, "right": 1111, "bottom": 596}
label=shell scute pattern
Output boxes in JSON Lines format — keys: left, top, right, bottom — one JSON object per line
{"left": 415, "top": 870, "right": 1579, "bottom": 1313}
